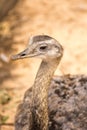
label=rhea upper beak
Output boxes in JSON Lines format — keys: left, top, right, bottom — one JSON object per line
{"left": 11, "top": 48, "right": 32, "bottom": 60}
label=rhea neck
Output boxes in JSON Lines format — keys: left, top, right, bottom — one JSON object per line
{"left": 32, "top": 57, "right": 61, "bottom": 130}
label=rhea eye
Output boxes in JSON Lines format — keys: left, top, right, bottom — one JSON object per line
{"left": 39, "top": 45, "right": 47, "bottom": 50}
{"left": 21, "top": 53, "right": 26, "bottom": 56}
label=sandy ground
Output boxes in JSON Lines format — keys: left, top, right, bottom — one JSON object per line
{"left": 0, "top": 0, "right": 87, "bottom": 130}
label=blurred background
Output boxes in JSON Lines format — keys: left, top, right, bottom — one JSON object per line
{"left": 0, "top": 0, "right": 87, "bottom": 130}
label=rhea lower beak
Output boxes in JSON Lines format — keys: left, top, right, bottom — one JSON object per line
{"left": 11, "top": 48, "right": 32, "bottom": 60}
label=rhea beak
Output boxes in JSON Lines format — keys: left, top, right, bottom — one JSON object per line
{"left": 11, "top": 48, "right": 33, "bottom": 60}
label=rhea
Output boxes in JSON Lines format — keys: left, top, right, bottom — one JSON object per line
{"left": 12, "top": 35, "right": 87, "bottom": 130}
{"left": 12, "top": 35, "right": 63, "bottom": 130}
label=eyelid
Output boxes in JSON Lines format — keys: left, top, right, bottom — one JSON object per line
{"left": 40, "top": 43, "right": 48, "bottom": 47}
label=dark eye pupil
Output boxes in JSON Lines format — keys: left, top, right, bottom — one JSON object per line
{"left": 40, "top": 46, "right": 47, "bottom": 50}
{"left": 21, "top": 53, "right": 26, "bottom": 56}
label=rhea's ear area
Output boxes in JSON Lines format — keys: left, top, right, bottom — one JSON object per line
{"left": 52, "top": 43, "right": 63, "bottom": 58}
{"left": 53, "top": 40, "right": 64, "bottom": 54}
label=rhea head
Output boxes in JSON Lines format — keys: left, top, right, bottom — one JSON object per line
{"left": 12, "top": 35, "right": 63, "bottom": 61}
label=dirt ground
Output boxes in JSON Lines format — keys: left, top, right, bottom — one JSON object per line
{"left": 0, "top": 0, "right": 87, "bottom": 130}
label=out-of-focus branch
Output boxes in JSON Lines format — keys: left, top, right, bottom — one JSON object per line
{"left": 0, "top": 0, "right": 19, "bottom": 21}
{"left": 0, "top": 123, "right": 14, "bottom": 126}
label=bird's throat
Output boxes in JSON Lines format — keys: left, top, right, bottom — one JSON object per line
{"left": 32, "top": 58, "right": 61, "bottom": 130}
